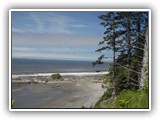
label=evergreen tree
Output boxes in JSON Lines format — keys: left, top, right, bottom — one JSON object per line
{"left": 93, "top": 12, "right": 126, "bottom": 97}
{"left": 94, "top": 11, "right": 149, "bottom": 94}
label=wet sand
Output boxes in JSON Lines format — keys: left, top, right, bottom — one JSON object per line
{"left": 12, "top": 76, "right": 107, "bottom": 108}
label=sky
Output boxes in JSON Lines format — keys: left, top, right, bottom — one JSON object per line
{"left": 12, "top": 11, "right": 112, "bottom": 61}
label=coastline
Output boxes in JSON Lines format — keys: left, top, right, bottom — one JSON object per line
{"left": 12, "top": 73, "right": 108, "bottom": 108}
{"left": 12, "top": 71, "right": 109, "bottom": 84}
{"left": 12, "top": 71, "right": 109, "bottom": 78}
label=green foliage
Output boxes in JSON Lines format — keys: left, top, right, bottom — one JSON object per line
{"left": 117, "top": 99, "right": 132, "bottom": 108}
{"left": 95, "top": 82, "right": 149, "bottom": 108}
{"left": 94, "top": 89, "right": 112, "bottom": 108}
{"left": 93, "top": 12, "right": 123, "bottom": 67}
{"left": 113, "top": 88, "right": 148, "bottom": 108}
{"left": 51, "top": 73, "right": 62, "bottom": 80}
{"left": 115, "top": 66, "right": 128, "bottom": 93}
{"left": 102, "top": 74, "right": 111, "bottom": 84}
{"left": 94, "top": 12, "right": 149, "bottom": 91}
{"left": 143, "top": 80, "right": 149, "bottom": 94}
{"left": 92, "top": 60, "right": 104, "bottom": 67}
{"left": 93, "top": 12, "right": 149, "bottom": 109}
{"left": 12, "top": 99, "right": 15, "bottom": 108}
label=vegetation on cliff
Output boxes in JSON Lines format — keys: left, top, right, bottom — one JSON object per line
{"left": 93, "top": 11, "right": 149, "bottom": 108}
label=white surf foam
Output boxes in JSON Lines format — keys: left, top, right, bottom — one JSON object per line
{"left": 12, "top": 71, "right": 109, "bottom": 78}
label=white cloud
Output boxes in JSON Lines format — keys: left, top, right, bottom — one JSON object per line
{"left": 12, "top": 28, "right": 25, "bottom": 33}
{"left": 30, "top": 13, "right": 44, "bottom": 33}
{"left": 12, "top": 33, "right": 101, "bottom": 47}
{"left": 12, "top": 12, "right": 103, "bottom": 60}
{"left": 12, "top": 47, "right": 36, "bottom": 52}
{"left": 71, "top": 24, "right": 87, "bottom": 28}
{"left": 28, "top": 12, "right": 74, "bottom": 34}
{"left": 13, "top": 52, "right": 95, "bottom": 61}
{"left": 13, "top": 12, "right": 87, "bottom": 34}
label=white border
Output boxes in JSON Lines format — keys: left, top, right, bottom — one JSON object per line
{"left": 149, "top": 9, "right": 152, "bottom": 111}
{"left": 9, "top": 9, "right": 12, "bottom": 111}
{"left": 9, "top": 9, "right": 151, "bottom": 111}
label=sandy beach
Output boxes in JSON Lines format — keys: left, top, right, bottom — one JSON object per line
{"left": 12, "top": 75, "right": 107, "bottom": 108}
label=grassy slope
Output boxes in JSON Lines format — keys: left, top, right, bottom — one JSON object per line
{"left": 95, "top": 80, "right": 149, "bottom": 108}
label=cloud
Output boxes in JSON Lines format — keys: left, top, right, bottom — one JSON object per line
{"left": 12, "top": 46, "right": 112, "bottom": 61}
{"left": 12, "top": 34, "right": 102, "bottom": 60}
{"left": 13, "top": 12, "right": 87, "bottom": 34}
{"left": 71, "top": 24, "right": 87, "bottom": 28}
{"left": 12, "top": 29, "right": 114, "bottom": 61}
{"left": 12, "top": 12, "right": 106, "bottom": 61}
{"left": 12, "top": 28, "right": 25, "bottom": 33}
{"left": 13, "top": 51, "right": 95, "bottom": 61}
{"left": 12, "top": 47, "right": 36, "bottom": 52}
{"left": 12, "top": 33, "right": 101, "bottom": 47}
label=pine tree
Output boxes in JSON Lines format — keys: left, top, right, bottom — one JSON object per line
{"left": 93, "top": 12, "right": 126, "bottom": 97}
{"left": 93, "top": 11, "right": 149, "bottom": 95}
{"left": 131, "top": 12, "right": 148, "bottom": 89}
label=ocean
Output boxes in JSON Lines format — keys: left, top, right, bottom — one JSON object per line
{"left": 12, "top": 58, "right": 110, "bottom": 75}
{"left": 11, "top": 58, "right": 109, "bottom": 108}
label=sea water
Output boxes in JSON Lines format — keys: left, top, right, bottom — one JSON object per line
{"left": 11, "top": 58, "right": 110, "bottom": 108}
{"left": 12, "top": 58, "right": 110, "bottom": 75}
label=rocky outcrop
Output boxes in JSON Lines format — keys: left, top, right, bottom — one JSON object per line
{"left": 12, "top": 79, "right": 31, "bottom": 84}
{"left": 12, "top": 76, "right": 104, "bottom": 85}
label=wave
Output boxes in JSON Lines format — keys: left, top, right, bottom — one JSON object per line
{"left": 12, "top": 87, "right": 24, "bottom": 92}
{"left": 12, "top": 71, "right": 109, "bottom": 78}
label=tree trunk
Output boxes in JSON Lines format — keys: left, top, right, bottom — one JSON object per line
{"left": 136, "top": 12, "right": 143, "bottom": 88}
{"left": 112, "top": 37, "right": 116, "bottom": 98}
{"left": 126, "top": 13, "right": 131, "bottom": 89}
{"left": 112, "top": 22, "right": 116, "bottom": 98}
{"left": 140, "top": 27, "right": 148, "bottom": 89}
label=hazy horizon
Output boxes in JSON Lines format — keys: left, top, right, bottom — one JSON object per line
{"left": 12, "top": 11, "right": 112, "bottom": 61}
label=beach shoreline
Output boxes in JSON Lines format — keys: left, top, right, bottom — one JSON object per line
{"left": 12, "top": 73, "right": 108, "bottom": 108}
{"left": 12, "top": 72, "right": 108, "bottom": 84}
{"left": 12, "top": 71, "right": 109, "bottom": 78}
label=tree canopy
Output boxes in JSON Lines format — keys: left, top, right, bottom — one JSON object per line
{"left": 93, "top": 11, "right": 149, "bottom": 97}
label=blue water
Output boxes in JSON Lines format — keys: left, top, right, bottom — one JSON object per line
{"left": 12, "top": 58, "right": 110, "bottom": 75}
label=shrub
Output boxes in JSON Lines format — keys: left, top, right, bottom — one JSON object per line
{"left": 12, "top": 99, "right": 15, "bottom": 108}
{"left": 94, "top": 89, "right": 112, "bottom": 108}
{"left": 113, "top": 88, "right": 149, "bottom": 108}
{"left": 102, "top": 74, "right": 111, "bottom": 84}
{"left": 94, "top": 82, "right": 149, "bottom": 108}
{"left": 51, "top": 73, "right": 62, "bottom": 80}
